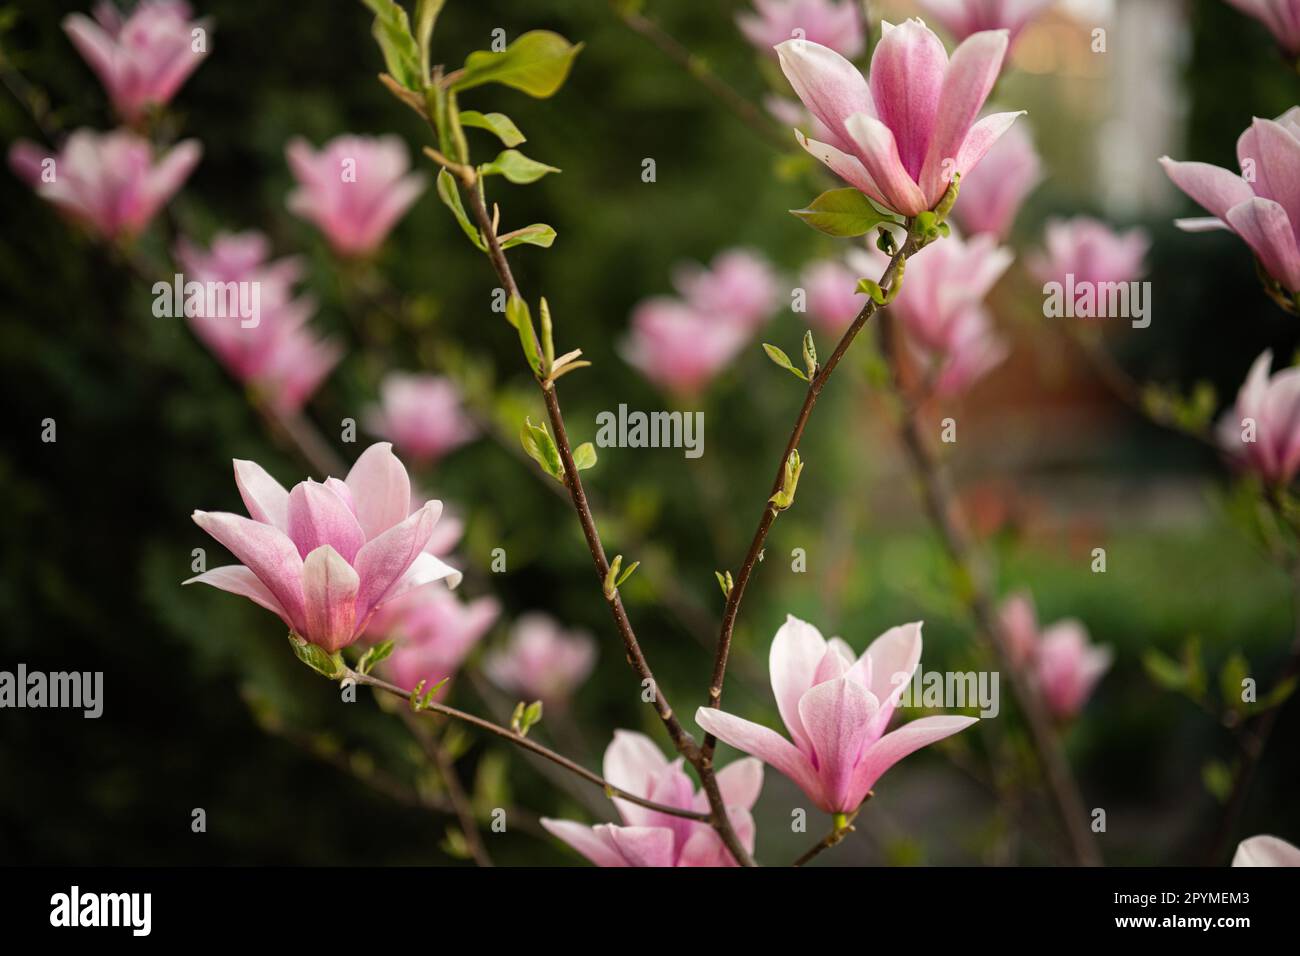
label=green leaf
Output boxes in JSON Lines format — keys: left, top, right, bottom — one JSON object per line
{"left": 505, "top": 295, "right": 543, "bottom": 373}
{"left": 1202, "top": 759, "right": 1233, "bottom": 803}
{"left": 790, "top": 187, "right": 896, "bottom": 237}
{"left": 521, "top": 416, "right": 565, "bottom": 481}
{"left": 435, "top": 169, "right": 486, "bottom": 250}
{"left": 451, "top": 30, "right": 583, "bottom": 98}
{"left": 857, "top": 278, "right": 886, "bottom": 305}
{"left": 480, "top": 148, "right": 560, "bottom": 184}
{"left": 413, "top": 0, "right": 445, "bottom": 78}
{"left": 762, "top": 343, "right": 807, "bottom": 381}
{"left": 1142, "top": 649, "right": 1186, "bottom": 692}
{"left": 357, "top": 639, "right": 395, "bottom": 676}
{"left": 616, "top": 560, "right": 640, "bottom": 588}
{"left": 459, "top": 110, "right": 526, "bottom": 147}
{"left": 802, "top": 330, "right": 817, "bottom": 378}
{"left": 499, "top": 223, "right": 557, "bottom": 249}
{"left": 1219, "top": 652, "right": 1250, "bottom": 713}
{"left": 288, "top": 634, "right": 346, "bottom": 680}
{"left": 573, "top": 441, "right": 597, "bottom": 471}
{"left": 1252, "top": 675, "right": 1298, "bottom": 714}
{"left": 361, "top": 0, "right": 422, "bottom": 90}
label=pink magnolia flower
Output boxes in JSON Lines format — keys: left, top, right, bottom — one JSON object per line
{"left": 776, "top": 18, "right": 1021, "bottom": 217}
{"left": 286, "top": 134, "right": 427, "bottom": 257}
{"left": 695, "top": 615, "right": 978, "bottom": 814}
{"left": 186, "top": 443, "right": 459, "bottom": 653}
{"left": 416, "top": 493, "right": 464, "bottom": 557}
{"left": 1233, "top": 834, "right": 1300, "bottom": 866}
{"left": 889, "top": 232, "right": 1013, "bottom": 395}
{"left": 1160, "top": 109, "right": 1300, "bottom": 294}
{"left": 367, "top": 588, "right": 500, "bottom": 694}
{"left": 9, "top": 128, "right": 200, "bottom": 241}
{"left": 365, "top": 373, "right": 477, "bottom": 464}
{"left": 484, "top": 613, "right": 597, "bottom": 706}
{"left": 256, "top": 324, "right": 344, "bottom": 414}
{"left": 541, "top": 731, "right": 763, "bottom": 867}
{"left": 1217, "top": 350, "right": 1300, "bottom": 485}
{"left": 801, "top": 258, "right": 863, "bottom": 335}
{"left": 622, "top": 297, "right": 749, "bottom": 395}
{"left": 917, "top": 0, "right": 1055, "bottom": 47}
{"left": 1029, "top": 216, "right": 1150, "bottom": 289}
{"left": 996, "top": 593, "right": 1111, "bottom": 720}
{"left": 174, "top": 231, "right": 341, "bottom": 412}
{"left": 673, "top": 249, "right": 779, "bottom": 331}
{"left": 738, "top": 0, "right": 865, "bottom": 60}
{"left": 1224, "top": 0, "right": 1300, "bottom": 57}
{"left": 63, "top": 1, "right": 210, "bottom": 122}
{"left": 951, "top": 121, "right": 1042, "bottom": 240}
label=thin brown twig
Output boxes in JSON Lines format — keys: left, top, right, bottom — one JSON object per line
{"left": 348, "top": 668, "right": 712, "bottom": 823}
{"left": 877, "top": 309, "right": 1102, "bottom": 866}
{"left": 397, "top": 708, "right": 493, "bottom": 867}
{"left": 451, "top": 172, "right": 755, "bottom": 866}
{"left": 702, "top": 228, "right": 921, "bottom": 760}
{"left": 611, "top": 3, "right": 791, "bottom": 151}
{"left": 791, "top": 804, "right": 864, "bottom": 867}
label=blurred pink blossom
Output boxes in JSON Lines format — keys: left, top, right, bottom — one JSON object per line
{"left": 622, "top": 297, "right": 749, "bottom": 395}
{"left": 801, "top": 258, "right": 865, "bottom": 336}
{"left": 951, "top": 121, "right": 1042, "bottom": 240}
{"left": 996, "top": 592, "right": 1111, "bottom": 721}
{"left": 672, "top": 249, "right": 778, "bottom": 331}
{"left": 1233, "top": 834, "right": 1300, "bottom": 866}
{"left": 777, "top": 18, "right": 1020, "bottom": 216}
{"left": 365, "top": 373, "right": 477, "bottom": 464}
{"left": 917, "top": 0, "right": 1055, "bottom": 47}
{"left": 370, "top": 588, "right": 500, "bottom": 695}
{"left": 889, "top": 232, "right": 1013, "bottom": 395}
{"left": 174, "top": 230, "right": 340, "bottom": 412}
{"left": 1217, "top": 350, "right": 1300, "bottom": 485}
{"left": 63, "top": 0, "right": 210, "bottom": 122}
{"left": 737, "top": 0, "right": 865, "bottom": 60}
{"left": 286, "top": 134, "right": 427, "bottom": 257}
{"left": 1161, "top": 108, "right": 1300, "bottom": 294}
{"left": 1029, "top": 216, "right": 1149, "bottom": 289}
{"left": 9, "top": 128, "right": 200, "bottom": 241}
{"left": 1224, "top": 0, "right": 1300, "bottom": 56}
{"left": 541, "top": 730, "right": 763, "bottom": 867}
{"left": 695, "top": 615, "right": 977, "bottom": 814}
{"left": 484, "top": 613, "right": 597, "bottom": 706}
{"left": 187, "top": 443, "right": 459, "bottom": 654}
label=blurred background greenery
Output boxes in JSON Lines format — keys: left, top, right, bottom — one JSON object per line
{"left": 0, "top": 0, "right": 1296, "bottom": 866}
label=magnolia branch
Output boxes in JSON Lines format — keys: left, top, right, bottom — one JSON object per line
{"left": 876, "top": 310, "right": 1102, "bottom": 867}
{"left": 450, "top": 173, "right": 755, "bottom": 866}
{"left": 702, "top": 228, "right": 922, "bottom": 761}
{"left": 791, "top": 804, "right": 864, "bottom": 867}
{"left": 348, "top": 668, "right": 711, "bottom": 823}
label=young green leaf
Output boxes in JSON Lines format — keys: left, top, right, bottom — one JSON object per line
{"left": 451, "top": 31, "right": 583, "bottom": 98}
{"left": 802, "top": 330, "right": 817, "bottom": 378}
{"left": 521, "top": 416, "right": 565, "bottom": 481}
{"left": 357, "top": 639, "right": 395, "bottom": 676}
{"left": 499, "top": 223, "right": 557, "bottom": 249}
{"left": 435, "top": 168, "right": 486, "bottom": 250}
{"left": 857, "top": 278, "right": 886, "bottom": 305}
{"left": 573, "top": 441, "right": 598, "bottom": 471}
{"left": 480, "top": 149, "right": 560, "bottom": 184}
{"left": 361, "top": 0, "right": 422, "bottom": 90}
{"left": 413, "top": 0, "right": 445, "bottom": 78}
{"left": 459, "top": 110, "right": 526, "bottom": 147}
{"left": 762, "top": 343, "right": 808, "bottom": 381}
{"left": 790, "top": 186, "right": 898, "bottom": 237}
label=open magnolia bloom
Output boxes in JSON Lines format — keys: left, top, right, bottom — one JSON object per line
{"left": 1232, "top": 834, "right": 1300, "bottom": 866}
{"left": 1160, "top": 108, "right": 1300, "bottom": 299}
{"left": 541, "top": 731, "right": 763, "bottom": 867}
{"left": 696, "top": 616, "right": 977, "bottom": 814}
{"left": 776, "top": 18, "right": 1021, "bottom": 217}
{"left": 187, "top": 442, "right": 459, "bottom": 653}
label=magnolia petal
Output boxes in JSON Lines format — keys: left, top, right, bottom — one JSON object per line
{"left": 233, "top": 458, "right": 290, "bottom": 530}
{"left": 797, "top": 677, "right": 880, "bottom": 812}
{"left": 344, "top": 442, "right": 412, "bottom": 540}
{"left": 183, "top": 564, "right": 290, "bottom": 624}
{"left": 301, "top": 544, "right": 360, "bottom": 653}
{"left": 851, "top": 714, "right": 978, "bottom": 802}
{"left": 695, "top": 706, "right": 823, "bottom": 810}
{"left": 540, "top": 819, "right": 629, "bottom": 868}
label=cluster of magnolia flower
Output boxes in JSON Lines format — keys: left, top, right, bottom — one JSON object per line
{"left": 12, "top": 0, "right": 1300, "bottom": 867}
